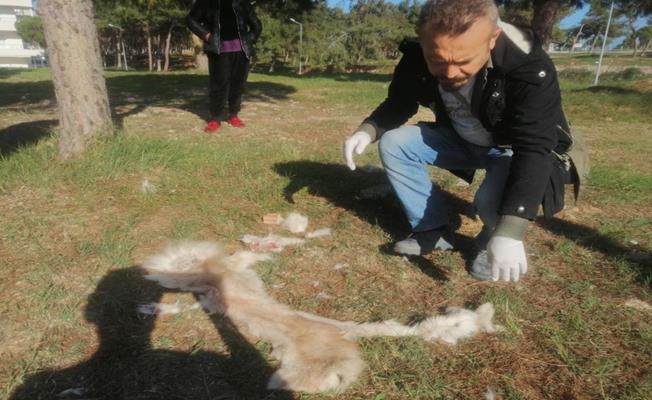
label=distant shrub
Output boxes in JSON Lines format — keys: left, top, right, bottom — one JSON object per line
{"left": 558, "top": 68, "right": 592, "bottom": 81}
{"left": 607, "top": 67, "right": 647, "bottom": 81}
{"left": 600, "top": 67, "right": 647, "bottom": 82}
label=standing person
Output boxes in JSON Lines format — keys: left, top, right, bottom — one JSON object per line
{"left": 187, "top": 0, "right": 262, "bottom": 132}
{"left": 343, "top": 0, "right": 587, "bottom": 282}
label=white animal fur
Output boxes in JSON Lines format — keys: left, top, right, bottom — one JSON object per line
{"left": 142, "top": 241, "right": 496, "bottom": 394}
{"left": 281, "top": 212, "right": 309, "bottom": 233}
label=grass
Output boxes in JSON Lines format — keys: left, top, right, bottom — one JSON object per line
{"left": 550, "top": 53, "right": 652, "bottom": 70}
{"left": 1, "top": 55, "right": 651, "bottom": 399}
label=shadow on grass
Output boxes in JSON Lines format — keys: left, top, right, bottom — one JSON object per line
{"left": 0, "top": 68, "right": 26, "bottom": 80}
{"left": 538, "top": 218, "right": 652, "bottom": 288}
{"left": 571, "top": 85, "right": 646, "bottom": 95}
{"left": 0, "top": 119, "right": 56, "bottom": 157}
{"left": 0, "top": 72, "right": 296, "bottom": 112}
{"left": 0, "top": 79, "right": 55, "bottom": 108}
{"left": 273, "top": 160, "right": 480, "bottom": 281}
{"left": 105, "top": 74, "right": 296, "bottom": 122}
{"left": 253, "top": 68, "right": 392, "bottom": 83}
{"left": 9, "top": 267, "right": 294, "bottom": 400}
{"left": 273, "top": 161, "right": 652, "bottom": 286}
{"left": 0, "top": 72, "right": 296, "bottom": 155}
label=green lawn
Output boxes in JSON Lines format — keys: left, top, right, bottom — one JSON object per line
{"left": 0, "top": 63, "right": 651, "bottom": 399}
{"left": 551, "top": 52, "right": 652, "bottom": 70}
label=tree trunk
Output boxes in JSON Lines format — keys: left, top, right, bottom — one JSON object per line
{"left": 40, "top": 0, "right": 113, "bottom": 159}
{"left": 644, "top": 38, "right": 652, "bottom": 56}
{"left": 121, "top": 39, "right": 128, "bottom": 70}
{"left": 156, "top": 34, "right": 162, "bottom": 72}
{"left": 590, "top": 33, "right": 601, "bottom": 54}
{"left": 164, "top": 25, "right": 173, "bottom": 72}
{"left": 147, "top": 26, "right": 153, "bottom": 72}
{"left": 116, "top": 38, "right": 122, "bottom": 69}
{"left": 531, "top": 0, "right": 562, "bottom": 49}
{"left": 627, "top": 16, "right": 638, "bottom": 57}
{"left": 570, "top": 24, "right": 584, "bottom": 53}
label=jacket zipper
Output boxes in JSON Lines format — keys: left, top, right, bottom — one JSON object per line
{"left": 231, "top": 2, "right": 247, "bottom": 57}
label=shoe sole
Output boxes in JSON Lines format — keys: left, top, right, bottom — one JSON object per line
{"left": 393, "top": 239, "right": 455, "bottom": 256}
{"left": 392, "top": 243, "right": 423, "bottom": 256}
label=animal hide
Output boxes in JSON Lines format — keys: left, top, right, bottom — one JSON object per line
{"left": 142, "top": 241, "right": 497, "bottom": 393}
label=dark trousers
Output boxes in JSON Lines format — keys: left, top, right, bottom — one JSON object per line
{"left": 207, "top": 51, "right": 249, "bottom": 121}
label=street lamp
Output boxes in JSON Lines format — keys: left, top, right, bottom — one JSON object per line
{"left": 289, "top": 17, "right": 303, "bottom": 75}
{"left": 108, "top": 23, "right": 128, "bottom": 71}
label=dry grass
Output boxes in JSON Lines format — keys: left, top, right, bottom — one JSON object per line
{"left": 0, "top": 66, "right": 650, "bottom": 400}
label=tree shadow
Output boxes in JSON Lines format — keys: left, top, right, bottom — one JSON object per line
{"left": 0, "top": 80, "right": 55, "bottom": 109}
{"left": 0, "top": 73, "right": 296, "bottom": 117}
{"left": 253, "top": 68, "right": 393, "bottom": 83}
{"left": 0, "top": 68, "right": 27, "bottom": 80}
{"left": 537, "top": 218, "right": 652, "bottom": 288}
{"left": 570, "top": 86, "right": 645, "bottom": 95}
{"left": 0, "top": 73, "right": 296, "bottom": 154}
{"left": 0, "top": 119, "right": 56, "bottom": 157}
{"left": 272, "top": 160, "right": 479, "bottom": 280}
{"left": 9, "top": 266, "right": 294, "bottom": 400}
{"left": 105, "top": 73, "right": 297, "bottom": 122}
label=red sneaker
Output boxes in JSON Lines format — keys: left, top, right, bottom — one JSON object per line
{"left": 227, "top": 116, "right": 245, "bottom": 128}
{"left": 204, "top": 120, "right": 220, "bottom": 133}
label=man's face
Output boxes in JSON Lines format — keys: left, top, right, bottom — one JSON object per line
{"left": 419, "top": 16, "right": 501, "bottom": 92}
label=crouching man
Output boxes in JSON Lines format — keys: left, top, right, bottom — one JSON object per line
{"left": 343, "top": 0, "right": 586, "bottom": 282}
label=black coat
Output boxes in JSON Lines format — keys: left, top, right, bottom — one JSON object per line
{"left": 363, "top": 31, "right": 575, "bottom": 221}
{"left": 187, "top": 0, "right": 262, "bottom": 58}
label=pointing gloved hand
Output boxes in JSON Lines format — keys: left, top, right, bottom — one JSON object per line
{"left": 343, "top": 131, "right": 372, "bottom": 171}
{"left": 487, "top": 235, "right": 528, "bottom": 282}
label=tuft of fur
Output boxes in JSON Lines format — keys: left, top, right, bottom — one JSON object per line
{"left": 241, "top": 234, "right": 305, "bottom": 253}
{"left": 142, "top": 241, "right": 496, "bottom": 394}
{"left": 281, "top": 212, "right": 309, "bottom": 233}
{"left": 416, "top": 303, "right": 496, "bottom": 344}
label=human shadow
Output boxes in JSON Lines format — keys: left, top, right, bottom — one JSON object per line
{"left": 0, "top": 119, "right": 57, "bottom": 157}
{"left": 9, "top": 266, "right": 294, "bottom": 400}
{"left": 538, "top": 218, "right": 652, "bottom": 288}
{"left": 273, "top": 160, "right": 478, "bottom": 280}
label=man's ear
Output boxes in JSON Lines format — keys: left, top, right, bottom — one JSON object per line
{"left": 489, "top": 28, "right": 502, "bottom": 50}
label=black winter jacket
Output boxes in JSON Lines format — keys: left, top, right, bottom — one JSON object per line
{"left": 187, "top": 0, "right": 262, "bottom": 58}
{"left": 360, "top": 30, "right": 576, "bottom": 221}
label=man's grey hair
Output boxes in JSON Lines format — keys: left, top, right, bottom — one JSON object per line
{"left": 417, "top": 0, "right": 499, "bottom": 36}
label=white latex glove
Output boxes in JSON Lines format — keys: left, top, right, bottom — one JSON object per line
{"left": 487, "top": 236, "right": 528, "bottom": 282}
{"left": 343, "top": 131, "right": 372, "bottom": 171}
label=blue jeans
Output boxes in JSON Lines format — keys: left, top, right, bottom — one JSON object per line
{"left": 379, "top": 123, "right": 512, "bottom": 240}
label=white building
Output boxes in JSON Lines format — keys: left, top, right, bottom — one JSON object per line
{"left": 0, "top": 0, "right": 45, "bottom": 68}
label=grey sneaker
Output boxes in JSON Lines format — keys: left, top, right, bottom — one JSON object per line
{"left": 392, "top": 227, "right": 454, "bottom": 256}
{"left": 470, "top": 250, "right": 493, "bottom": 280}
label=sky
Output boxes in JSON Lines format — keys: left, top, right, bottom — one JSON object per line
{"left": 326, "top": 0, "right": 587, "bottom": 28}
{"left": 326, "top": 1, "right": 644, "bottom": 28}
{"left": 326, "top": 1, "right": 647, "bottom": 47}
